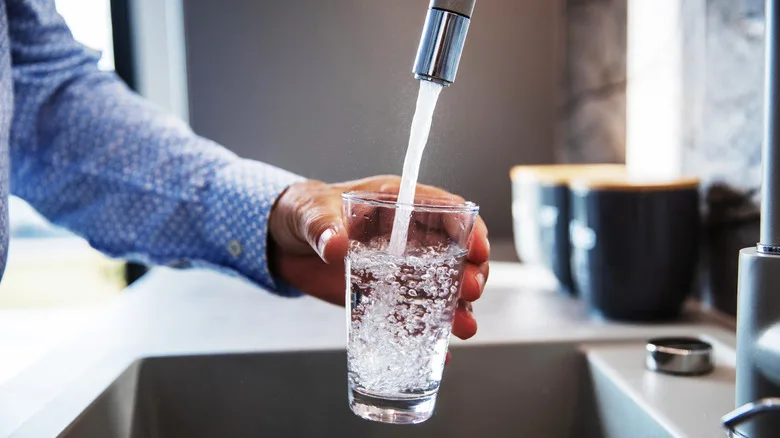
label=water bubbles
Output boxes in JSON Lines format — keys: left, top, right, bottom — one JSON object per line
{"left": 346, "top": 242, "right": 467, "bottom": 396}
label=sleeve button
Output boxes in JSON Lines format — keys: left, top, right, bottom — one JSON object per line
{"left": 227, "top": 239, "right": 243, "bottom": 257}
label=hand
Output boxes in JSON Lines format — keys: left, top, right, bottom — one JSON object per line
{"left": 268, "top": 175, "right": 490, "bottom": 340}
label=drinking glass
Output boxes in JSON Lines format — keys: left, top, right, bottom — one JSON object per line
{"left": 342, "top": 191, "right": 479, "bottom": 424}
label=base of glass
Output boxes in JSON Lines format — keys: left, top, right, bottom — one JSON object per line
{"left": 348, "top": 388, "right": 437, "bottom": 424}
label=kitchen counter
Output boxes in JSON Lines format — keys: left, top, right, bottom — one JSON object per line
{"left": 0, "top": 262, "right": 737, "bottom": 437}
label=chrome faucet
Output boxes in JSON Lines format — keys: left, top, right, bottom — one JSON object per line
{"left": 413, "top": 0, "right": 476, "bottom": 86}
{"left": 724, "top": 0, "right": 780, "bottom": 436}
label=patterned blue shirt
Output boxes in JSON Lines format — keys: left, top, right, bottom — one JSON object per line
{"left": 0, "top": 0, "right": 306, "bottom": 295}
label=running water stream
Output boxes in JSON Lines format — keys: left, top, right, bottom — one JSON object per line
{"left": 387, "top": 80, "right": 444, "bottom": 255}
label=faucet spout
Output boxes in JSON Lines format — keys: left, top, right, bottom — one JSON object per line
{"left": 412, "top": 0, "right": 476, "bottom": 86}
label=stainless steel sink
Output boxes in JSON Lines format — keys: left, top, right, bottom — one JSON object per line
{"left": 60, "top": 343, "right": 671, "bottom": 438}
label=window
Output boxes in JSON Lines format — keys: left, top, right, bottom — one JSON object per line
{"left": 1, "top": 1, "right": 126, "bottom": 310}
{"left": 54, "top": 0, "right": 115, "bottom": 71}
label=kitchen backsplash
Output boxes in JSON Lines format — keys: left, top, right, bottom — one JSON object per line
{"left": 561, "top": 0, "right": 627, "bottom": 164}
{"left": 688, "top": 0, "right": 764, "bottom": 315}
{"left": 562, "top": 0, "right": 765, "bottom": 315}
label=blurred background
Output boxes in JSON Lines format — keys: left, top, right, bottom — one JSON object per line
{"left": 0, "top": 0, "right": 767, "bottom": 369}
{"left": 2, "top": 0, "right": 566, "bottom": 310}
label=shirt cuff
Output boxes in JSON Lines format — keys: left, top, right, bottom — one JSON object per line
{"left": 201, "top": 158, "right": 307, "bottom": 296}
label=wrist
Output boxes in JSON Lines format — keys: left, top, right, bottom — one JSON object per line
{"left": 200, "top": 159, "right": 305, "bottom": 293}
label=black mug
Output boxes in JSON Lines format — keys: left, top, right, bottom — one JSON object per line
{"left": 511, "top": 164, "right": 625, "bottom": 295}
{"left": 569, "top": 177, "right": 701, "bottom": 321}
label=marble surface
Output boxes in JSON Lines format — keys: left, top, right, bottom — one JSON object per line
{"left": 562, "top": 0, "right": 766, "bottom": 314}
{"left": 561, "top": 0, "right": 627, "bottom": 164}
{"left": 687, "top": 0, "right": 765, "bottom": 314}
{"left": 687, "top": 0, "right": 764, "bottom": 198}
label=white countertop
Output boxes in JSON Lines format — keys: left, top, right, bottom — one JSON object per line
{"left": 0, "top": 261, "right": 737, "bottom": 437}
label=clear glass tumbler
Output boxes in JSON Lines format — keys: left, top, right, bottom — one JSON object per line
{"left": 342, "top": 191, "right": 479, "bottom": 424}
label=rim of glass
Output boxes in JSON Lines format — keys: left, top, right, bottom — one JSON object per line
{"left": 342, "top": 191, "right": 479, "bottom": 213}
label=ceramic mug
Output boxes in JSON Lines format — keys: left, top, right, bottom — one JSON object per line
{"left": 510, "top": 164, "right": 626, "bottom": 295}
{"left": 569, "top": 177, "right": 701, "bottom": 320}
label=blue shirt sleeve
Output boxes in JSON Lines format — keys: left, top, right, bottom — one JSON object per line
{"left": 6, "top": 0, "right": 306, "bottom": 295}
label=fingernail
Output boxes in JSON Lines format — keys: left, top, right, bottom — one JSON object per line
{"left": 317, "top": 228, "right": 337, "bottom": 261}
{"left": 475, "top": 272, "right": 486, "bottom": 290}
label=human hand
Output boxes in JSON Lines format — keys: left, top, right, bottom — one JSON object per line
{"left": 268, "top": 175, "right": 490, "bottom": 340}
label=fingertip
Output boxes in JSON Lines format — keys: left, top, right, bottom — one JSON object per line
{"left": 451, "top": 306, "right": 477, "bottom": 340}
{"left": 467, "top": 218, "right": 490, "bottom": 264}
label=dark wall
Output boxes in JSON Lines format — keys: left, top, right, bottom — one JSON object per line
{"left": 182, "top": 0, "right": 562, "bottom": 238}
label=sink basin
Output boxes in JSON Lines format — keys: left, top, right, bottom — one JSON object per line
{"left": 60, "top": 343, "right": 672, "bottom": 438}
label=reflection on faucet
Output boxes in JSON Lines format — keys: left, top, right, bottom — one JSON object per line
{"left": 722, "top": 398, "right": 780, "bottom": 437}
{"left": 413, "top": 0, "right": 476, "bottom": 86}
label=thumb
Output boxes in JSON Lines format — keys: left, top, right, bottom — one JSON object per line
{"left": 299, "top": 201, "right": 349, "bottom": 264}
